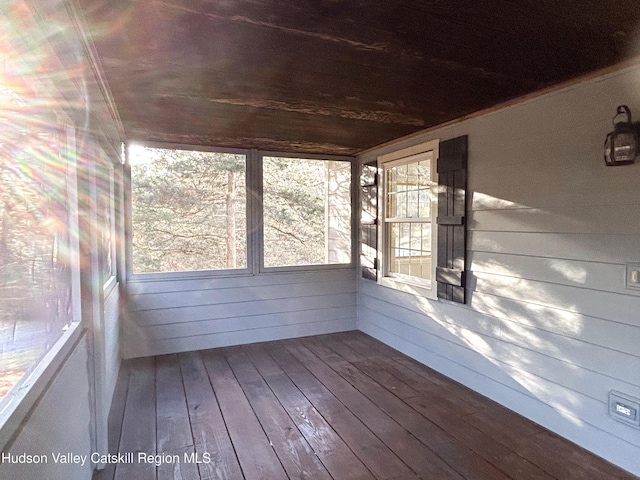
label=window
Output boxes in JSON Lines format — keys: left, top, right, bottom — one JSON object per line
{"left": 378, "top": 140, "right": 438, "bottom": 295}
{"left": 127, "top": 148, "right": 354, "bottom": 275}
{"left": 262, "top": 156, "right": 352, "bottom": 268}
{"left": 97, "top": 157, "right": 117, "bottom": 287}
{"left": 129, "top": 146, "right": 247, "bottom": 274}
{"left": 0, "top": 111, "right": 80, "bottom": 407}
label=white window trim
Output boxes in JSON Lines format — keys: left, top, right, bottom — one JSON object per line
{"left": 125, "top": 145, "right": 357, "bottom": 280}
{"left": 377, "top": 139, "right": 439, "bottom": 299}
{"left": 260, "top": 152, "right": 356, "bottom": 273}
{"left": 126, "top": 142, "right": 255, "bottom": 280}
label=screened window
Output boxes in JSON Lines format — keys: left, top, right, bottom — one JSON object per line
{"left": 0, "top": 111, "right": 78, "bottom": 405}
{"left": 130, "top": 146, "right": 247, "bottom": 273}
{"left": 263, "top": 156, "right": 352, "bottom": 268}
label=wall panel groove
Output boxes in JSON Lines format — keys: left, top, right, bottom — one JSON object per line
{"left": 124, "top": 269, "right": 357, "bottom": 358}
{"left": 357, "top": 64, "right": 640, "bottom": 476}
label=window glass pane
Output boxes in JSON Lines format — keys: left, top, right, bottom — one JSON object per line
{"left": 396, "top": 164, "right": 407, "bottom": 186}
{"left": 388, "top": 222, "right": 432, "bottom": 281}
{"left": 418, "top": 160, "right": 430, "bottom": 185}
{"left": 130, "top": 147, "right": 247, "bottom": 273}
{"left": 398, "top": 223, "right": 410, "bottom": 250}
{"left": 384, "top": 149, "right": 434, "bottom": 282}
{"left": 419, "top": 188, "right": 430, "bottom": 218}
{"left": 386, "top": 156, "right": 431, "bottom": 220}
{"left": 1, "top": 108, "right": 74, "bottom": 404}
{"left": 406, "top": 189, "right": 419, "bottom": 218}
{"left": 421, "top": 225, "right": 432, "bottom": 252}
{"left": 97, "top": 160, "right": 116, "bottom": 284}
{"left": 396, "top": 190, "right": 407, "bottom": 218}
{"left": 263, "top": 157, "right": 351, "bottom": 267}
{"left": 386, "top": 166, "right": 397, "bottom": 218}
{"left": 410, "top": 223, "right": 422, "bottom": 250}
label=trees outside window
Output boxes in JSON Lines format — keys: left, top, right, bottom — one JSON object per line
{"left": 129, "top": 148, "right": 353, "bottom": 274}
{"left": 130, "top": 146, "right": 247, "bottom": 273}
{"left": 0, "top": 115, "right": 76, "bottom": 403}
{"left": 263, "top": 156, "right": 352, "bottom": 268}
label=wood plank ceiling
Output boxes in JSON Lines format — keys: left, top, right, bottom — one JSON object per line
{"left": 76, "top": 0, "right": 640, "bottom": 155}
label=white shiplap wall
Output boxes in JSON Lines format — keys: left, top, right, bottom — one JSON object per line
{"left": 103, "top": 287, "right": 120, "bottom": 410}
{"left": 0, "top": 335, "right": 93, "bottom": 480}
{"left": 357, "top": 64, "right": 640, "bottom": 476}
{"left": 124, "top": 268, "right": 357, "bottom": 358}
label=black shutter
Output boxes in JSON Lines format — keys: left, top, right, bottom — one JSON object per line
{"left": 437, "top": 135, "right": 468, "bottom": 303}
{"left": 360, "top": 161, "right": 378, "bottom": 281}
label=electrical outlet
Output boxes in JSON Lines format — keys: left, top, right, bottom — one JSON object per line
{"left": 626, "top": 263, "right": 640, "bottom": 291}
{"left": 609, "top": 391, "right": 640, "bottom": 428}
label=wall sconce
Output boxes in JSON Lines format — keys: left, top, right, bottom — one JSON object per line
{"left": 604, "top": 105, "right": 638, "bottom": 166}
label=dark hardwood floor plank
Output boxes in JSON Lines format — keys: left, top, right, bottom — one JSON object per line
{"left": 92, "top": 360, "right": 131, "bottom": 480}
{"left": 337, "top": 332, "right": 640, "bottom": 480}
{"left": 114, "top": 357, "right": 156, "bottom": 480}
{"left": 222, "top": 346, "right": 333, "bottom": 480}
{"left": 293, "top": 337, "right": 467, "bottom": 479}
{"left": 329, "top": 334, "right": 554, "bottom": 455}
{"left": 406, "top": 396, "right": 556, "bottom": 480}
{"left": 513, "top": 430, "right": 639, "bottom": 480}
{"left": 200, "top": 349, "right": 288, "bottom": 480}
{"left": 321, "top": 333, "right": 469, "bottom": 414}
{"left": 241, "top": 343, "right": 375, "bottom": 480}
{"left": 338, "top": 333, "right": 578, "bottom": 473}
{"left": 462, "top": 409, "right": 542, "bottom": 445}
{"left": 155, "top": 354, "right": 200, "bottom": 480}
{"left": 314, "top": 335, "right": 558, "bottom": 480}
{"left": 268, "top": 340, "right": 461, "bottom": 480}
{"left": 179, "top": 351, "right": 243, "bottom": 480}
{"left": 349, "top": 337, "right": 544, "bottom": 442}
{"left": 290, "top": 337, "right": 512, "bottom": 480}
{"left": 105, "top": 332, "right": 638, "bottom": 480}
{"left": 323, "top": 337, "right": 422, "bottom": 400}
{"left": 340, "top": 332, "right": 488, "bottom": 416}
{"left": 264, "top": 342, "right": 423, "bottom": 480}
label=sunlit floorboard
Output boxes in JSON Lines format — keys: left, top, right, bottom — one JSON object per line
{"left": 94, "top": 331, "right": 638, "bottom": 480}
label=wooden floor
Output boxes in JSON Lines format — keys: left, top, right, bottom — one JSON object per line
{"left": 96, "top": 331, "right": 638, "bottom": 480}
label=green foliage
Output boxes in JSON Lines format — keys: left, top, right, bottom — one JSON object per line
{"left": 0, "top": 130, "right": 73, "bottom": 340}
{"left": 131, "top": 148, "right": 352, "bottom": 272}
{"left": 132, "top": 148, "right": 246, "bottom": 273}
{"left": 263, "top": 157, "right": 326, "bottom": 266}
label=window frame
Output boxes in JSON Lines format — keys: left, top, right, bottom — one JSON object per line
{"left": 377, "top": 139, "right": 439, "bottom": 299}
{"left": 96, "top": 152, "right": 119, "bottom": 295}
{"left": 125, "top": 145, "right": 357, "bottom": 281}
{"left": 0, "top": 121, "right": 84, "bottom": 451}
{"left": 126, "top": 142, "right": 254, "bottom": 280}
{"left": 259, "top": 151, "right": 356, "bottom": 274}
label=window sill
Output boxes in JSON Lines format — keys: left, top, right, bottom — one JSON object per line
{"left": 0, "top": 322, "right": 83, "bottom": 451}
{"left": 378, "top": 275, "right": 437, "bottom": 300}
{"left": 127, "top": 267, "right": 254, "bottom": 283}
{"left": 260, "top": 263, "right": 354, "bottom": 275}
{"left": 104, "top": 275, "right": 118, "bottom": 298}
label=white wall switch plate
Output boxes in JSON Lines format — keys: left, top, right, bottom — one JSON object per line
{"left": 626, "top": 263, "right": 640, "bottom": 291}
